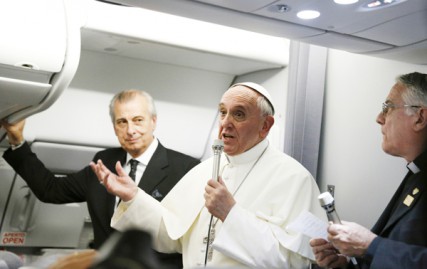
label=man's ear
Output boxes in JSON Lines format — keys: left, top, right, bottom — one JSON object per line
{"left": 113, "top": 122, "right": 119, "bottom": 137}
{"left": 414, "top": 108, "right": 427, "bottom": 131}
{"left": 152, "top": 116, "right": 157, "bottom": 131}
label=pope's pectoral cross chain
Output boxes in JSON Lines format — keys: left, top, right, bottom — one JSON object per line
{"left": 203, "top": 225, "right": 216, "bottom": 261}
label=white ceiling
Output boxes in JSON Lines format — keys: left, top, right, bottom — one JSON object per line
{"left": 81, "top": 0, "right": 293, "bottom": 75}
{"left": 99, "top": 0, "right": 427, "bottom": 65}
{"left": 81, "top": 28, "right": 286, "bottom": 75}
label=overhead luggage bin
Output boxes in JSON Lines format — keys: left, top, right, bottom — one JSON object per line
{"left": 0, "top": 0, "right": 82, "bottom": 143}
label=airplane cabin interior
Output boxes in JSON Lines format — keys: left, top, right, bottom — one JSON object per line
{"left": 0, "top": 0, "right": 427, "bottom": 267}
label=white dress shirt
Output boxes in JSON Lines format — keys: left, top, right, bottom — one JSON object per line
{"left": 114, "top": 138, "right": 159, "bottom": 207}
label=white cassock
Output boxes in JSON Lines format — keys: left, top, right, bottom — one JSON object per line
{"left": 112, "top": 139, "right": 326, "bottom": 268}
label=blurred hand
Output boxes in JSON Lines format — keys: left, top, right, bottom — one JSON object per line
{"left": 310, "top": 238, "right": 348, "bottom": 268}
{"left": 328, "top": 221, "right": 377, "bottom": 257}
{"left": 204, "top": 177, "right": 235, "bottom": 222}
{"left": 1, "top": 119, "right": 25, "bottom": 145}
{"left": 90, "top": 160, "right": 138, "bottom": 202}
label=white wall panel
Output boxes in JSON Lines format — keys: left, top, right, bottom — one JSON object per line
{"left": 22, "top": 50, "right": 234, "bottom": 159}
{"left": 318, "top": 49, "right": 427, "bottom": 228}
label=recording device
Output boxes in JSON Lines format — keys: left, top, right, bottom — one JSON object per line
{"left": 318, "top": 192, "right": 359, "bottom": 268}
{"left": 318, "top": 191, "right": 341, "bottom": 223}
{"left": 211, "top": 139, "right": 224, "bottom": 181}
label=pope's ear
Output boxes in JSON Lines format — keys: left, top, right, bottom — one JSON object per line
{"left": 260, "top": 115, "right": 274, "bottom": 137}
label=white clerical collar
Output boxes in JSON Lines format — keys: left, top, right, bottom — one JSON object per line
{"left": 225, "top": 139, "right": 269, "bottom": 165}
{"left": 407, "top": 162, "right": 420, "bottom": 174}
{"left": 126, "top": 137, "right": 158, "bottom": 166}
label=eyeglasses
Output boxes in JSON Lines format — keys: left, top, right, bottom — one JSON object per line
{"left": 381, "top": 102, "right": 422, "bottom": 115}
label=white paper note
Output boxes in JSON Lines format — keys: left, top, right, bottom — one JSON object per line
{"left": 286, "top": 211, "right": 328, "bottom": 239}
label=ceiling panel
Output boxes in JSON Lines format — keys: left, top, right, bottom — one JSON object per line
{"left": 96, "top": 0, "right": 427, "bottom": 64}
{"left": 81, "top": 29, "right": 286, "bottom": 75}
{"left": 194, "top": 0, "right": 276, "bottom": 13}
{"left": 194, "top": 0, "right": 424, "bottom": 35}
{"left": 353, "top": 9, "right": 427, "bottom": 46}
{"left": 300, "top": 32, "right": 393, "bottom": 53}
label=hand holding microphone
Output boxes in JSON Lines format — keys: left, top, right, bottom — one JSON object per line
{"left": 205, "top": 139, "right": 225, "bottom": 210}
{"left": 204, "top": 139, "right": 225, "bottom": 264}
{"left": 318, "top": 192, "right": 359, "bottom": 268}
{"left": 205, "top": 139, "right": 235, "bottom": 221}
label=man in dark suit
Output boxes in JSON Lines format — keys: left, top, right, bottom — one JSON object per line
{"left": 368, "top": 238, "right": 427, "bottom": 269}
{"left": 1, "top": 89, "right": 200, "bottom": 268}
{"left": 310, "top": 72, "right": 427, "bottom": 269}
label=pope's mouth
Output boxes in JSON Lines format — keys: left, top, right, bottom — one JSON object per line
{"left": 222, "top": 134, "right": 235, "bottom": 141}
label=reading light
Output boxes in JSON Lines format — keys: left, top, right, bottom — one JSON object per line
{"left": 367, "top": 1, "right": 382, "bottom": 7}
{"left": 297, "top": 10, "right": 320, "bottom": 20}
{"left": 334, "top": 0, "right": 359, "bottom": 4}
{"left": 363, "top": 0, "right": 405, "bottom": 9}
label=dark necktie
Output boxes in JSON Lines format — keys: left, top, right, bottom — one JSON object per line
{"left": 128, "top": 159, "right": 139, "bottom": 181}
{"left": 117, "top": 159, "right": 139, "bottom": 206}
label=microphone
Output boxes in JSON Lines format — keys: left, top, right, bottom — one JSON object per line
{"left": 204, "top": 139, "right": 224, "bottom": 265}
{"left": 211, "top": 139, "right": 224, "bottom": 181}
{"left": 318, "top": 192, "right": 359, "bottom": 268}
{"left": 318, "top": 192, "right": 341, "bottom": 223}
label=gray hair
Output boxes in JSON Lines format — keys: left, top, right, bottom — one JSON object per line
{"left": 257, "top": 96, "right": 274, "bottom": 117}
{"left": 109, "top": 89, "right": 157, "bottom": 122}
{"left": 398, "top": 72, "right": 427, "bottom": 115}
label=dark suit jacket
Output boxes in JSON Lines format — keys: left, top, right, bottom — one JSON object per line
{"left": 3, "top": 141, "right": 200, "bottom": 266}
{"left": 368, "top": 238, "right": 427, "bottom": 269}
{"left": 351, "top": 150, "right": 427, "bottom": 269}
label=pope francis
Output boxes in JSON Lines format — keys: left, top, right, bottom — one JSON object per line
{"left": 90, "top": 82, "right": 325, "bottom": 269}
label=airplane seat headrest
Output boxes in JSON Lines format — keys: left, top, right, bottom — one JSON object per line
{"left": 0, "top": 251, "right": 23, "bottom": 269}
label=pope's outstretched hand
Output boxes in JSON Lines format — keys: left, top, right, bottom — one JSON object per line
{"left": 90, "top": 160, "right": 138, "bottom": 202}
